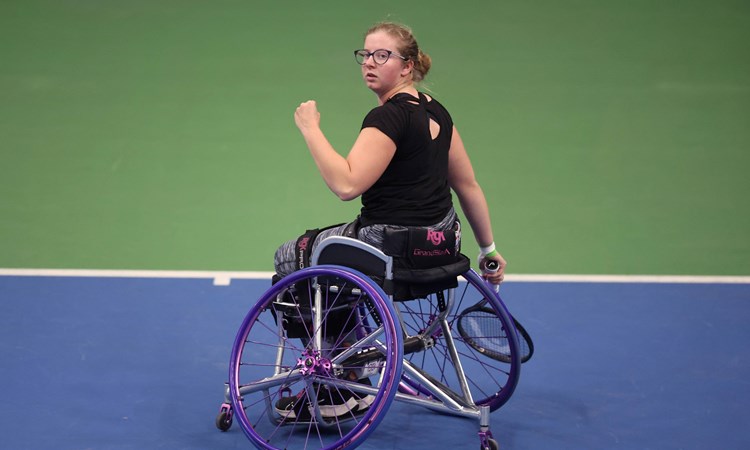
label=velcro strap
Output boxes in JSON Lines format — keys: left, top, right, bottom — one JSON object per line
{"left": 295, "top": 229, "right": 318, "bottom": 270}
{"left": 392, "top": 255, "right": 470, "bottom": 284}
{"left": 295, "top": 223, "right": 344, "bottom": 270}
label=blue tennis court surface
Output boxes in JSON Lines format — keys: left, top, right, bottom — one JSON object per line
{"left": 1, "top": 276, "right": 748, "bottom": 449}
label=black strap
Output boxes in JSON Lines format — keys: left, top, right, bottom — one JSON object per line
{"left": 294, "top": 223, "right": 345, "bottom": 270}
{"left": 342, "top": 216, "right": 361, "bottom": 238}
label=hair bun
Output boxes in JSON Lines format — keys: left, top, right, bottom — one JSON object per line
{"left": 413, "top": 50, "right": 431, "bottom": 82}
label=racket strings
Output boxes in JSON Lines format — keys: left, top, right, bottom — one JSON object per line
{"left": 458, "top": 307, "right": 533, "bottom": 363}
{"left": 460, "top": 310, "right": 513, "bottom": 354}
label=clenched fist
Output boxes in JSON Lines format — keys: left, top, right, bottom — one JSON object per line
{"left": 294, "top": 100, "right": 321, "bottom": 133}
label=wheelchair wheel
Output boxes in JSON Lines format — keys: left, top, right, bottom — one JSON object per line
{"left": 228, "top": 265, "right": 403, "bottom": 450}
{"left": 395, "top": 269, "right": 521, "bottom": 412}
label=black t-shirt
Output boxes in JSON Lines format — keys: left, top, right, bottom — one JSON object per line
{"left": 359, "top": 92, "right": 453, "bottom": 226}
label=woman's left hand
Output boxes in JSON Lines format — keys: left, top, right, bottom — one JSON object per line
{"left": 480, "top": 252, "right": 507, "bottom": 285}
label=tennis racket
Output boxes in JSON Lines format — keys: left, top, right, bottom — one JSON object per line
{"left": 456, "top": 300, "right": 533, "bottom": 363}
{"left": 456, "top": 261, "right": 534, "bottom": 363}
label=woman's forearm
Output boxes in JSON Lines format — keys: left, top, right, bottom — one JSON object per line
{"left": 455, "top": 182, "right": 495, "bottom": 248}
{"left": 301, "top": 127, "right": 357, "bottom": 200}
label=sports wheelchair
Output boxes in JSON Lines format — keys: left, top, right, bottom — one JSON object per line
{"left": 216, "top": 236, "right": 530, "bottom": 450}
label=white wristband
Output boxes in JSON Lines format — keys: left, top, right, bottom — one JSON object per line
{"left": 479, "top": 242, "right": 496, "bottom": 257}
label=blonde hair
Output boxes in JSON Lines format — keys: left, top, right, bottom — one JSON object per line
{"left": 365, "top": 22, "right": 431, "bottom": 83}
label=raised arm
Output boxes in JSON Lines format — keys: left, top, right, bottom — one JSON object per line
{"left": 447, "top": 126, "right": 507, "bottom": 283}
{"left": 295, "top": 100, "right": 396, "bottom": 201}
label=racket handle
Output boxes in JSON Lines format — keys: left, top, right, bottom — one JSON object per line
{"left": 482, "top": 260, "right": 501, "bottom": 293}
{"left": 484, "top": 260, "right": 500, "bottom": 272}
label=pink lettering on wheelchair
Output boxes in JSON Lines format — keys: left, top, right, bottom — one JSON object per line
{"left": 426, "top": 229, "right": 446, "bottom": 246}
{"left": 413, "top": 248, "right": 452, "bottom": 256}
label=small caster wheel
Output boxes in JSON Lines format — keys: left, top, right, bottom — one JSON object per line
{"left": 216, "top": 404, "right": 233, "bottom": 431}
{"left": 481, "top": 438, "right": 499, "bottom": 450}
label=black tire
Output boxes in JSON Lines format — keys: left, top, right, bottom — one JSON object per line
{"left": 482, "top": 438, "right": 499, "bottom": 450}
{"left": 215, "top": 410, "right": 232, "bottom": 431}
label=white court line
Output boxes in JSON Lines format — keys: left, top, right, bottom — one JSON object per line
{"left": 0, "top": 268, "right": 748, "bottom": 285}
{"left": 507, "top": 274, "right": 750, "bottom": 284}
{"left": 0, "top": 268, "right": 274, "bottom": 286}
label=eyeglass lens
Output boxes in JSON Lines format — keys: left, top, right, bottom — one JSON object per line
{"left": 355, "top": 50, "right": 391, "bottom": 65}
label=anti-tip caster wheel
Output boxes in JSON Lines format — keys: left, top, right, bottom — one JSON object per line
{"left": 215, "top": 404, "right": 233, "bottom": 431}
{"left": 481, "top": 438, "right": 499, "bottom": 450}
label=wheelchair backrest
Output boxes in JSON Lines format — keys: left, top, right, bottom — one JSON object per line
{"left": 310, "top": 236, "right": 471, "bottom": 301}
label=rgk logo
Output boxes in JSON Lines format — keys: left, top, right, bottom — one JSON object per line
{"left": 426, "top": 229, "right": 445, "bottom": 246}
{"left": 297, "top": 237, "right": 310, "bottom": 269}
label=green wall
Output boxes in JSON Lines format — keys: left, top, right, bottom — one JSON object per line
{"left": 1, "top": 0, "right": 748, "bottom": 275}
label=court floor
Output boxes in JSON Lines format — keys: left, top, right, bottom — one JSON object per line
{"left": 1, "top": 275, "right": 748, "bottom": 449}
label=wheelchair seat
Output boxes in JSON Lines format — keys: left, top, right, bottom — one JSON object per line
{"left": 311, "top": 236, "right": 470, "bottom": 301}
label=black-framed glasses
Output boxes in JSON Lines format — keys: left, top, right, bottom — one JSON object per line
{"left": 354, "top": 49, "right": 409, "bottom": 65}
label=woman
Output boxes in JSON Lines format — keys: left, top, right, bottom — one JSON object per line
{"left": 274, "top": 21, "right": 506, "bottom": 285}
